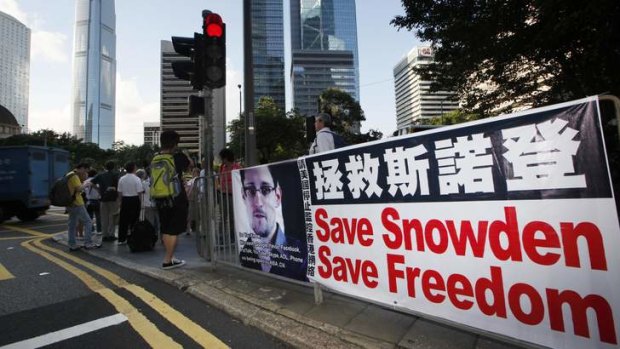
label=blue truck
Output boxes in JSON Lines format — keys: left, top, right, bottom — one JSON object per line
{"left": 0, "top": 146, "right": 70, "bottom": 223}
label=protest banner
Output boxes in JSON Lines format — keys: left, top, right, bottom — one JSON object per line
{"left": 235, "top": 96, "right": 620, "bottom": 348}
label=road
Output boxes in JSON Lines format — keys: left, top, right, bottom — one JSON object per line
{"left": 0, "top": 210, "right": 290, "bottom": 348}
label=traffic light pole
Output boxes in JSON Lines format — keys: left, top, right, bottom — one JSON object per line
{"left": 243, "top": 0, "right": 257, "bottom": 166}
{"left": 202, "top": 88, "right": 216, "bottom": 262}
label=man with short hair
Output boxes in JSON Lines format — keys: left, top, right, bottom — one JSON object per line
{"left": 155, "top": 130, "right": 191, "bottom": 269}
{"left": 67, "top": 163, "right": 100, "bottom": 251}
{"left": 117, "top": 162, "right": 143, "bottom": 245}
{"left": 239, "top": 166, "right": 306, "bottom": 280}
{"left": 92, "top": 161, "right": 120, "bottom": 241}
{"left": 309, "top": 112, "right": 336, "bottom": 154}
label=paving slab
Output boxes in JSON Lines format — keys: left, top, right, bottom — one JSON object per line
{"left": 304, "top": 293, "right": 368, "bottom": 328}
{"left": 399, "top": 318, "right": 477, "bottom": 349}
{"left": 345, "top": 304, "right": 417, "bottom": 344}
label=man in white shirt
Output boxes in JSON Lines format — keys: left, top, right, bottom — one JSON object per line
{"left": 309, "top": 113, "right": 336, "bottom": 154}
{"left": 117, "top": 162, "right": 144, "bottom": 245}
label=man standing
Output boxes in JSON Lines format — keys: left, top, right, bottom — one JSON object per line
{"left": 117, "top": 162, "right": 143, "bottom": 245}
{"left": 92, "top": 161, "right": 119, "bottom": 242}
{"left": 239, "top": 166, "right": 306, "bottom": 280}
{"left": 155, "top": 130, "right": 191, "bottom": 269}
{"left": 67, "top": 163, "right": 100, "bottom": 251}
{"left": 309, "top": 112, "right": 337, "bottom": 154}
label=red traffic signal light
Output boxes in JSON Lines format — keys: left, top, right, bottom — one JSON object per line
{"left": 204, "top": 13, "right": 223, "bottom": 38}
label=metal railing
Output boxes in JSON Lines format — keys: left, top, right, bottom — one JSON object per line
{"left": 190, "top": 174, "right": 240, "bottom": 266}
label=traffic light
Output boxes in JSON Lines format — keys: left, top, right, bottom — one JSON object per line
{"left": 171, "top": 33, "right": 205, "bottom": 90}
{"left": 188, "top": 95, "right": 204, "bottom": 117}
{"left": 202, "top": 12, "right": 226, "bottom": 89}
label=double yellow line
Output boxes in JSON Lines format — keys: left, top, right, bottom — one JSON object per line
{"left": 9, "top": 225, "right": 227, "bottom": 348}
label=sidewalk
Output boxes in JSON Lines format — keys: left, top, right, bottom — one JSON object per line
{"left": 53, "top": 232, "right": 534, "bottom": 349}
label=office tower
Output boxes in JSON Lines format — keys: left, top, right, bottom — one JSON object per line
{"left": 143, "top": 121, "right": 161, "bottom": 147}
{"left": 0, "top": 11, "right": 30, "bottom": 129}
{"left": 252, "top": 0, "right": 285, "bottom": 110}
{"left": 290, "top": 0, "right": 360, "bottom": 117}
{"left": 160, "top": 41, "right": 225, "bottom": 161}
{"left": 70, "top": 0, "right": 116, "bottom": 149}
{"left": 393, "top": 46, "right": 458, "bottom": 135}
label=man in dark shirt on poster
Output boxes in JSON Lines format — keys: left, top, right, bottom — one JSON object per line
{"left": 239, "top": 166, "right": 307, "bottom": 281}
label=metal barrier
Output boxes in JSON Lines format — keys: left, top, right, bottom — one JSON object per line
{"left": 190, "top": 174, "right": 240, "bottom": 266}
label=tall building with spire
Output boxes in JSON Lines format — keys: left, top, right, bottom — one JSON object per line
{"left": 70, "top": 0, "right": 116, "bottom": 149}
{"left": 0, "top": 11, "right": 30, "bottom": 130}
{"left": 290, "top": 0, "right": 360, "bottom": 117}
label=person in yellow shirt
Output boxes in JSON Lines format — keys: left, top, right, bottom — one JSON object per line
{"left": 67, "top": 163, "right": 101, "bottom": 251}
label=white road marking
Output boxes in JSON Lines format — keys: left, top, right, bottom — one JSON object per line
{"left": 0, "top": 313, "right": 128, "bottom": 349}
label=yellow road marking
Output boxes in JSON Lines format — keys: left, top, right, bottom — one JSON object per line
{"left": 31, "top": 239, "right": 229, "bottom": 349}
{"left": 0, "top": 236, "right": 34, "bottom": 241}
{"left": 32, "top": 222, "right": 68, "bottom": 229}
{"left": 2, "top": 225, "right": 50, "bottom": 237}
{"left": 0, "top": 263, "right": 15, "bottom": 281}
{"left": 22, "top": 238, "right": 182, "bottom": 349}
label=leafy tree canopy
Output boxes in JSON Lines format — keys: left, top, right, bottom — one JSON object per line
{"left": 228, "top": 97, "right": 306, "bottom": 164}
{"left": 318, "top": 88, "right": 382, "bottom": 144}
{"left": 392, "top": 0, "right": 620, "bottom": 116}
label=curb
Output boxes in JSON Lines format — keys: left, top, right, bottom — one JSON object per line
{"left": 51, "top": 235, "right": 392, "bottom": 348}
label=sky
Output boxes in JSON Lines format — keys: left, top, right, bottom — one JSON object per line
{"left": 1, "top": 0, "right": 421, "bottom": 145}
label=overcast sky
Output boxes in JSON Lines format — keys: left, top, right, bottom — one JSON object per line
{"left": 1, "top": 0, "right": 421, "bottom": 144}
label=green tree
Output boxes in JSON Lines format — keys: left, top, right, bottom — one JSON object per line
{"left": 428, "top": 110, "right": 481, "bottom": 126}
{"left": 392, "top": 0, "right": 620, "bottom": 116}
{"left": 228, "top": 97, "right": 307, "bottom": 164}
{"left": 318, "top": 88, "right": 382, "bottom": 144}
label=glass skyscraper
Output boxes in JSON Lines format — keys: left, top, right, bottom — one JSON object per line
{"left": 290, "top": 0, "right": 360, "bottom": 116}
{"left": 71, "top": 0, "right": 116, "bottom": 149}
{"left": 252, "top": 0, "right": 285, "bottom": 110}
{"left": 0, "top": 11, "right": 30, "bottom": 130}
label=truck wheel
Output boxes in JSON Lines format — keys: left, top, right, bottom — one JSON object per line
{"left": 17, "top": 209, "right": 39, "bottom": 222}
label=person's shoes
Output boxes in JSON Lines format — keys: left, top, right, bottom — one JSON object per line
{"left": 69, "top": 246, "right": 81, "bottom": 252}
{"left": 83, "top": 243, "right": 102, "bottom": 250}
{"left": 102, "top": 236, "right": 117, "bottom": 242}
{"left": 162, "top": 258, "right": 186, "bottom": 270}
{"left": 117, "top": 240, "right": 127, "bottom": 246}
{"left": 95, "top": 231, "right": 103, "bottom": 236}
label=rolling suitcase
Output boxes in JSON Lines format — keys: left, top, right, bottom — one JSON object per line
{"left": 128, "top": 201, "right": 157, "bottom": 252}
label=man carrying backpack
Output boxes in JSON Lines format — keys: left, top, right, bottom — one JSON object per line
{"left": 92, "top": 161, "right": 120, "bottom": 242}
{"left": 151, "top": 130, "right": 192, "bottom": 269}
{"left": 66, "top": 163, "right": 100, "bottom": 251}
{"left": 309, "top": 112, "right": 345, "bottom": 154}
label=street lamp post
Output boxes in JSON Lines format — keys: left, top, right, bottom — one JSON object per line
{"left": 238, "top": 84, "right": 243, "bottom": 161}
{"left": 238, "top": 84, "right": 242, "bottom": 116}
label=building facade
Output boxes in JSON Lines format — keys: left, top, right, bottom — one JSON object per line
{"left": 290, "top": 0, "right": 360, "bottom": 116}
{"left": 251, "top": 0, "right": 285, "bottom": 110}
{"left": 70, "top": 0, "right": 116, "bottom": 149}
{"left": 160, "top": 41, "right": 226, "bottom": 162}
{"left": 393, "top": 46, "right": 458, "bottom": 135}
{"left": 143, "top": 121, "right": 160, "bottom": 147}
{"left": 0, "top": 11, "right": 30, "bottom": 129}
{"left": 0, "top": 105, "right": 21, "bottom": 139}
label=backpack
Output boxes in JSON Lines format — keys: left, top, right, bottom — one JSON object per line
{"left": 150, "top": 153, "right": 181, "bottom": 199}
{"left": 328, "top": 131, "right": 347, "bottom": 149}
{"left": 128, "top": 220, "right": 157, "bottom": 252}
{"left": 97, "top": 172, "right": 119, "bottom": 202}
{"left": 49, "top": 173, "right": 77, "bottom": 207}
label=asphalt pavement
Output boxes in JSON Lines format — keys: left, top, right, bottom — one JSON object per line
{"left": 52, "top": 231, "right": 537, "bottom": 349}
